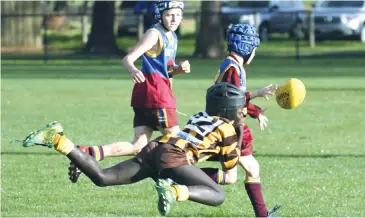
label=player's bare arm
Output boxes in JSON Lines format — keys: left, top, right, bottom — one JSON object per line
{"left": 122, "top": 30, "right": 159, "bottom": 83}
{"left": 249, "top": 84, "right": 278, "bottom": 100}
{"left": 169, "top": 60, "right": 190, "bottom": 75}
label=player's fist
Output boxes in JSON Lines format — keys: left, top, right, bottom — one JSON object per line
{"left": 176, "top": 60, "right": 190, "bottom": 74}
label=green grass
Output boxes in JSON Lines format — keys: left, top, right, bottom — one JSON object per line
{"left": 2, "top": 57, "right": 365, "bottom": 217}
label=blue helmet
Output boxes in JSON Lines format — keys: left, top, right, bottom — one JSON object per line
{"left": 226, "top": 24, "right": 260, "bottom": 57}
{"left": 154, "top": 1, "right": 184, "bottom": 23}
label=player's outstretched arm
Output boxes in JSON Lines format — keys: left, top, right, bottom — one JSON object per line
{"left": 249, "top": 84, "right": 278, "bottom": 100}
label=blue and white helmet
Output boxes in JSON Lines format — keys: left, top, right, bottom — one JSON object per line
{"left": 227, "top": 24, "right": 260, "bottom": 56}
{"left": 154, "top": 0, "right": 184, "bottom": 23}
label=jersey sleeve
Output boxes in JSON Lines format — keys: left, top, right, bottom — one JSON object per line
{"left": 216, "top": 122, "right": 240, "bottom": 170}
{"left": 247, "top": 102, "right": 262, "bottom": 118}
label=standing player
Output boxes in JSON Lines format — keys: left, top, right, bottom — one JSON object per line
{"left": 67, "top": 0, "right": 190, "bottom": 183}
{"left": 201, "top": 24, "right": 279, "bottom": 217}
{"left": 20, "top": 83, "right": 247, "bottom": 217}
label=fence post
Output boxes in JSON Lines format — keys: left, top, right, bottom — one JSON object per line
{"left": 195, "top": 11, "right": 200, "bottom": 37}
{"left": 308, "top": 10, "right": 315, "bottom": 48}
{"left": 137, "top": 13, "right": 144, "bottom": 40}
{"left": 254, "top": 11, "right": 260, "bottom": 30}
{"left": 42, "top": 14, "right": 48, "bottom": 63}
{"left": 295, "top": 11, "right": 300, "bottom": 61}
{"left": 81, "top": 1, "right": 88, "bottom": 45}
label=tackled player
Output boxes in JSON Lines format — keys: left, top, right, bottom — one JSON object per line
{"left": 20, "top": 83, "right": 250, "bottom": 216}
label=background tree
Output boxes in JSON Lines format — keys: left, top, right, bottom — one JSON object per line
{"left": 194, "top": 0, "right": 225, "bottom": 59}
{"left": 42, "top": 0, "right": 68, "bottom": 31}
{"left": 1, "top": 1, "right": 42, "bottom": 49}
{"left": 53, "top": 1, "right": 68, "bottom": 12}
{"left": 84, "top": 1, "right": 123, "bottom": 55}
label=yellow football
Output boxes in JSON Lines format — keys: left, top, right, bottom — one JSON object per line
{"left": 275, "top": 78, "right": 306, "bottom": 109}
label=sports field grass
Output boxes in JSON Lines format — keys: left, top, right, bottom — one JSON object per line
{"left": 1, "top": 56, "right": 365, "bottom": 217}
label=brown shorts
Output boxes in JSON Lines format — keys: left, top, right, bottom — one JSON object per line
{"left": 133, "top": 108, "right": 179, "bottom": 130}
{"left": 136, "top": 141, "right": 195, "bottom": 174}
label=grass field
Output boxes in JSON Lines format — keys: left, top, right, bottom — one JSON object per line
{"left": 1, "top": 55, "right": 365, "bottom": 217}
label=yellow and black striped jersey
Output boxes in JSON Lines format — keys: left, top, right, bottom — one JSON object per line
{"left": 158, "top": 111, "right": 240, "bottom": 170}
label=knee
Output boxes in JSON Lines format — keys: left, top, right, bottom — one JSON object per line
{"left": 223, "top": 167, "right": 238, "bottom": 185}
{"left": 132, "top": 143, "right": 146, "bottom": 155}
{"left": 92, "top": 178, "right": 106, "bottom": 187}
{"left": 239, "top": 155, "right": 260, "bottom": 179}
{"left": 212, "top": 189, "right": 225, "bottom": 206}
{"left": 161, "top": 126, "right": 180, "bottom": 135}
{"left": 91, "top": 174, "right": 108, "bottom": 187}
{"left": 132, "top": 137, "right": 149, "bottom": 155}
{"left": 132, "top": 145, "right": 143, "bottom": 155}
{"left": 248, "top": 162, "right": 260, "bottom": 178}
{"left": 249, "top": 169, "right": 260, "bottom": 179}
{"left": 207, "top": 185, "right": 225, "bottom": 206}
{"left": 136, "top": 141, "right": 158, "bottom": 156}
{"left": 224, "top": 173, "right": 237, "bottom": 184}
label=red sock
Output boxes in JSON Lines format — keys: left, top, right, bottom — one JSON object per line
{"left": 245, "top": 181, "right": 268, "bottom": 217}
{"left": 77, "top": 145, "right": 104, "bottom": 161}
{"left": 77, "top": 145, "right": 90, "bottom": 154}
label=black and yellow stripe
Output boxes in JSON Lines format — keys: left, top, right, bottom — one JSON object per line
{"left": 158, "top": 111, "right": 240, "bottom": 170}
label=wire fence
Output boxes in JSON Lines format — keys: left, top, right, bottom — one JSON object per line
{"left": 2, "top": 10, "right": 364, "bottom": 61}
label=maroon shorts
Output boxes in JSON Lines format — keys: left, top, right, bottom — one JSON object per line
{"left": 136, "top": 141, "right": 193, "bottom": 173}
{"left": 133, "top": 108, "right": 179, "bottom": 130}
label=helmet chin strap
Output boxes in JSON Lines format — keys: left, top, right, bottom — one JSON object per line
{"left": 243, "top": 52, "right": 254, "bottom": 64}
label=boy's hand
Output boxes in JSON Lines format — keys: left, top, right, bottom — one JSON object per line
{"left": 253, "top": 84, "right": 278, "bottom": 100}
{"left": 130, "top": 69, "right": 145, "bottom": 83}
{"left": 175, "top": 60, "right": 190, "bottom": 74}
{"left": 258, "top": 108, "right": 268, "bottom": 130}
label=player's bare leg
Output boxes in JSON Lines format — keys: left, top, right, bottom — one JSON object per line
{"left": 102, "top": 126, "right": 154, "bottom": 157}
{"left": 99, "top": 125, "right": 180, "bottom": 158}
{"left": 239, "top": 155, "right": 281, "bottom": 217}
{"left": 157, "top": 125, "right": 180, "bottom": 136}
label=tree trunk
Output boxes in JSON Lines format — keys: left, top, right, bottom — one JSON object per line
{"left": 194, "top": 1, "right": 224, "bottom": 59}
{"left": 1, "top": 1, "right": 42, "bottom": 49}
{"left": 84, "top": 1, "right": 123, "bottom": 55}
{"left": 53, "top": 1, "right": 68, "bottom": 12}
